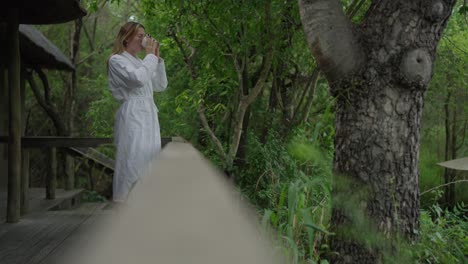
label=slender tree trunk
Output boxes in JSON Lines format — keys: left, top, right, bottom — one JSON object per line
{"left": 444, "top": 89, "right": 451, "bottom": 206}
{"left": 449, "top": 102, "right": 457, "bottom": 206}
{"left": 233, "top": 58, "right": 251, "bottom": 171}
{"left": 299, "top": 0, "right": 456, "bottom": 262}
{"left": 443, "top": 88, "right": 458, "bottom": 207}
{"left": 260, "top": 70, "right": 278, "bottom": 144}
{"left": 64, "top": 18, "right": 83, "bottom": 190}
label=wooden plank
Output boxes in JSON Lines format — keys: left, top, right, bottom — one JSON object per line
{"left": 7, "top": 8, "right": 21, "bottom": 223}
{"left": 40, "top": 203, "right": 113, "bottom": 264}
{"left": 65, "top": 137, "right": 173, "bottom": 172}
{"left": 0, "top": 203, "right": 106, "bottom": 264}
{"left": 67, "top": 147, "right": 114, "bottom": 171}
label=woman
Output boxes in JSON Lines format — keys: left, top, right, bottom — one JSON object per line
{"left": 107, "top": 22, "right": 168, "bottom": 202}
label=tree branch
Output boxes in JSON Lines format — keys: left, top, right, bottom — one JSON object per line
{"left": 226, "top": 0, "right": 274, "bottom": 166}
{"left": 197, "top": 105, "right": 228, "bottom": 162}
{"left": 245, "top": 48, "right": 273, "bottom": 105}
{"left": 35, "top": 67, "right": 50, "bottom": 102}
{"left": 26, "top": 69, "right": 66, "bottom": 135}
{"left": 82, "top": 22, "right": 95, "bottom": 51}
{"left": 295, "top": 68, "right": 320, "bottom": 125}
{"left": 456, "top": 119, "right": 467, "bottom": 151}
{"left": 421, "top": 180, "right": 468, "bottom": 195}
{"left": 168, "top": 25, "right": 198, "bottom": 80}
{"left": 299, "top": 0, "right": 364, "bottom": 84}
{"left": 295, "top": 67, "right": 318, "bottom": 115}
{"left": 76, "top": 41, "right": 114, "bottom": 66}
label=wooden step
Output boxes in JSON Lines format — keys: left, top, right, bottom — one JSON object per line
{"left": 0, "top": 188, "right": 85, "bottom": 222}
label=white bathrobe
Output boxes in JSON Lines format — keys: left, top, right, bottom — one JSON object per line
{"left": 108, "top": 51, "right": 168, "bottom": 202}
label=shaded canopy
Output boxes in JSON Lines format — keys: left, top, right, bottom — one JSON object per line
{"left": 0, "top": 25, "right": 74, "bottom": 71}
{"left": 19, "top": 25, "right": 74, "bottom": 71}
{"left": 437, "top": 157, "right": 468, "bottom": 171}
{"left": 0, "top": 0, "right": 86, "bottom": 25}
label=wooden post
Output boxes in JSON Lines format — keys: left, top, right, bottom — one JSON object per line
{"left": 46, "top": 147, "right": 57, "bottom": 199}
{"left": 88, "top": 160, "right": 94, "bottom": 191}
{"left": 20, "top": 71, "right": 29, "bottom": 215}
{"left": 0, "top": 64, "right": 8, "bottom": 193}
{"left": 65, "top": 155, "right": 74, "bottom": 190}
{"left": 7, "top": 8, "right": 21, "bottom": 223}
{"left": 21, "top": 150, "right": 29, "bottom": 215}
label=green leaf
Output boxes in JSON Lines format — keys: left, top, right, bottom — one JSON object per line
{"left": 304, "top": 223, "right": 333, "bottom": 235}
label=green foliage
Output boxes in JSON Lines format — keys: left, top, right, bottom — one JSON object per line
{"left": 413, "top": 203, "right": 468, "bottom": 263}
{"left": 234, "top": 130, "right": 333, "bottom": 262}
{"left": 422, "top": 0, "right": 468, "bottom": 206}
{"left": 81, "top": 190, "right": 107, "bottom": 203}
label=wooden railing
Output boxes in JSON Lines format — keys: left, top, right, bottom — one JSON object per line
{"left": 0, "top": 136, "right": 112, "bottom": 200}
{"left": 0, "top": 136, "right": 175, "bottom": 218}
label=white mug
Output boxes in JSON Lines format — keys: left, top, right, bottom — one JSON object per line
{"left": 141, "top": 35, "right": 149, "bottom": 48}
{"left": 141, "top": 36, "right": 161, "bottom": 49}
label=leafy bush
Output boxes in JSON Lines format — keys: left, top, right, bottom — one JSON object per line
{"left": 81, "top": 190, "right": 107, "bottom": 203}
{"left": 412, "top": 203, "right": 468, "bottom": 263}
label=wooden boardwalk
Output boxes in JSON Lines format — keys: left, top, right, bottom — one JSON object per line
{"left": 0, "top": 202, "right": 112, "bottom": 264}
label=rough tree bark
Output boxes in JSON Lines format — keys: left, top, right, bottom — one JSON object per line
{"left": 299, "top": 0, "right": 456, "bottom": 262}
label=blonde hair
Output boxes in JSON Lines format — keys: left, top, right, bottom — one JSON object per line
{"left": 107, "top": 22, "right": 145, "bottom": 70}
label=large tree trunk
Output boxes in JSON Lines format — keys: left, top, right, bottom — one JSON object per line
{"left": 299, "top": 0, "right": 456, "bottom": 262}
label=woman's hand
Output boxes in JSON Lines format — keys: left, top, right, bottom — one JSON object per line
{"left": 145, "top": 35, "right": 157, "bottom": 55}
{"left": 155, "top": 41, "right": 160, "bottom": 58}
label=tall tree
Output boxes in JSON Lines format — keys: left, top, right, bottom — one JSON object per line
{"left": 147, "top": 0, "right": 275, "bottom": 171}
{"left": 299, "top": 0, "right": 457, "bottom": 262}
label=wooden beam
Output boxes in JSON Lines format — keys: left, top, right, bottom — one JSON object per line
{"left": 0, "top": 136, "right": 112, "bottom": 148}
{"left": 0, "top": 136, "right": 174, "bottom": 148}
{"left": 67, "top": 147, "right": 114, "bottom": 171}
{"left": 7, "top": 8, "right": 21, "bottom": 223}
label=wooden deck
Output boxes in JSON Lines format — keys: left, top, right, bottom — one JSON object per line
{"left": 0, "top": 140, "right": 281, "bottom": 264}
{"left": 0, "top": 202, "right": 112, "bottom": 264}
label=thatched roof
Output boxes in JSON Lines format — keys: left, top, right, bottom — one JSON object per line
{"left": 19, "top": 25, "right": 74, "bottom": 71}
{"left": 438, "top": 157, "right": 468, "bottom": 171}
{"left": 0, "top": 0, "right": 86, "bottom": 25}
